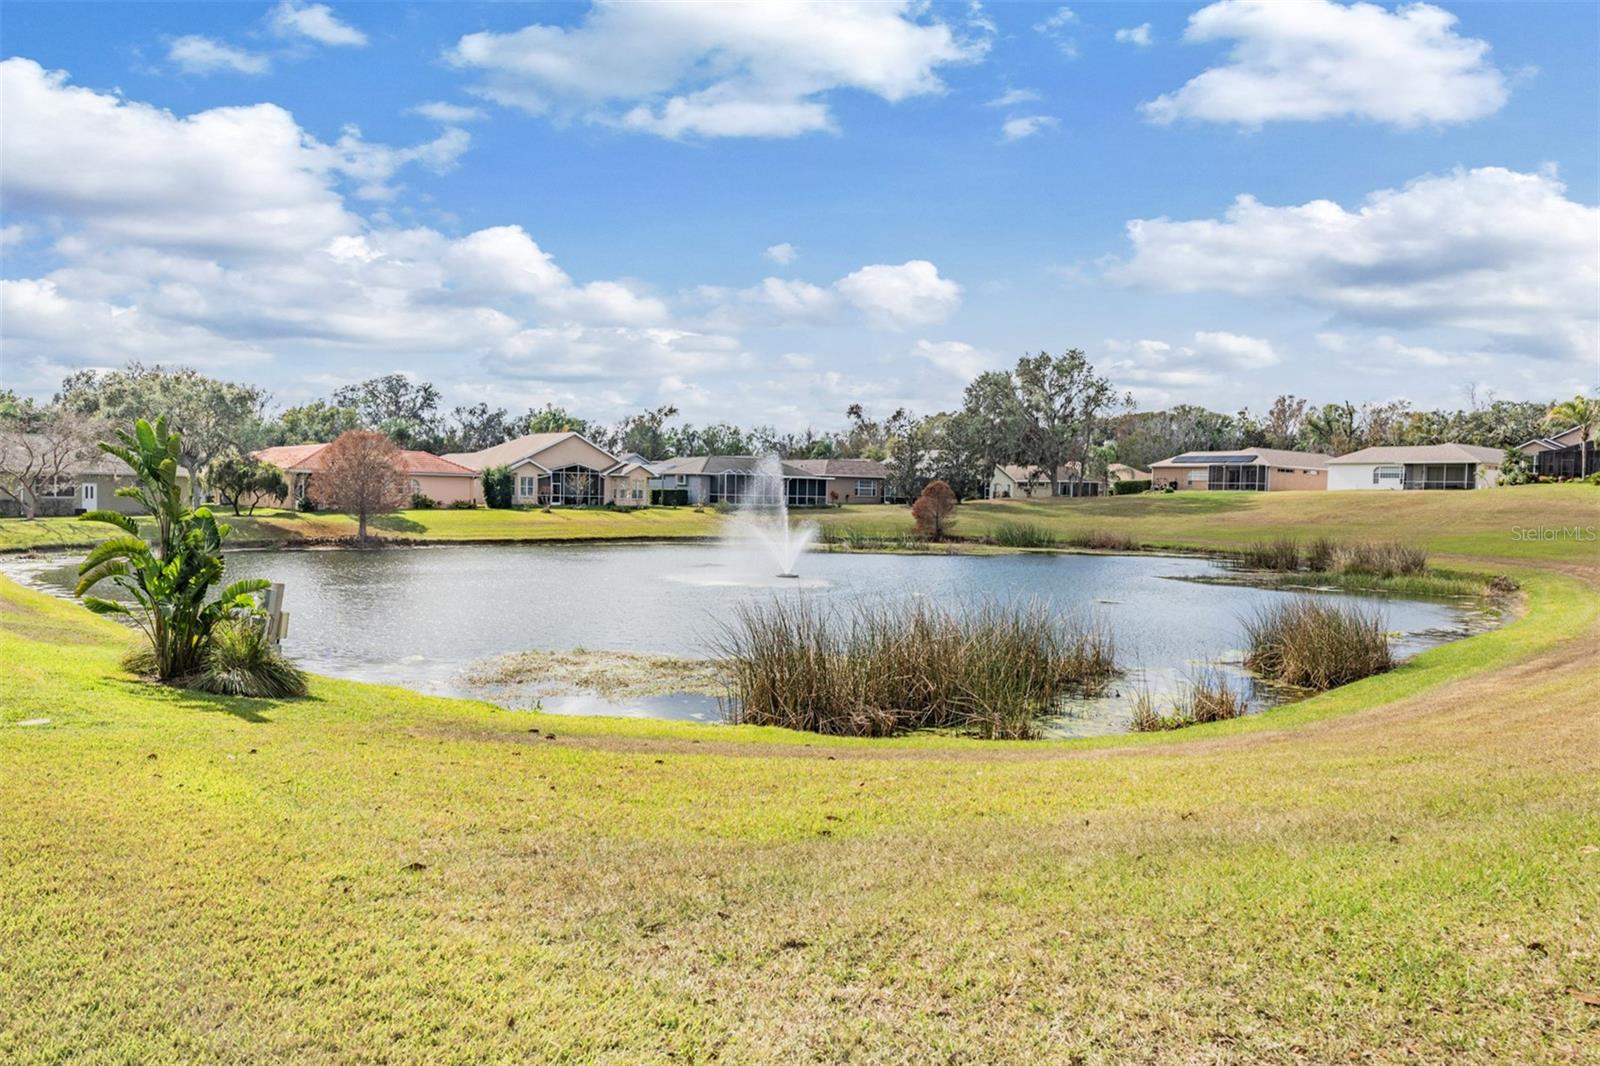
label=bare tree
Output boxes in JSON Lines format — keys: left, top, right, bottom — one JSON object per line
{"left": 911, "top": 480, "right": 958, "bottom": 541}
{"left": 308, "top": 430, "right": 408, "bottom": 541}
{"left": 0, "top": 403, "right": 101, "bottom": 519}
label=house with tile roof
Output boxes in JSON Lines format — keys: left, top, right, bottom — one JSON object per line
{"left": 254, "top": 442, "right": 479, "bottom": 507}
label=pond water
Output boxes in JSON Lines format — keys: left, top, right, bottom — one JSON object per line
{"left": 5, "top": 542, "right": 1489, "bottom": 736}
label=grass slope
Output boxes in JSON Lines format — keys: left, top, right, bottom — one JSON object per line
{"left": 1, "top": 492, "right": 1597, "bottom": 1062}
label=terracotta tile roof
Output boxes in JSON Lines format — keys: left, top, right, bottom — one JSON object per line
{"left": 253, "top": 443, "right": 476, "bottom": 477}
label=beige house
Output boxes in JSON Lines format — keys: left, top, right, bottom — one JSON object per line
{"left": 1520, "top": 423, "right": 1596, "bottom": 480}
{"left": 1, "top": 434, "right": 190, "bottom": 517}
{"left": 784, "top": 458, "right": 890, "bottom": 503}
{"left": 1327, "top": 444, "right": 1504, "bottom": 490}
{"left": 1107, "top": 463, "right": 1152, "bottom": 484}
{"left": 988, "top": 463, "right": 1103, "bottom": 499}
{"left": 1150, "top": 448, "right": 1330, "bottom": 492}
{"left": 444, "top": 432, "right": 647, "bottom": 507}
{"left": 254, "top": 444, "right": 480, "bottom": 507}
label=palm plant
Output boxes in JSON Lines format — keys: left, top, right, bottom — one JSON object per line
{"left": 1543, "top": 394, "right": 1599, "bottom": 478}
{"left": 74, "top": 417, "right": 268, "bottom": 680}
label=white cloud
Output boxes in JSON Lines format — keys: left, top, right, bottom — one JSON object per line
{"left": 913, "top": 339, "right": 992, "bottom": 379}
{"left": 1033, "top": 7, "right": 1078, "bottom": 58}
{"left": 1192, "top": 330, "right": 1279, "bottom": 368}
{"left": 1115, "top": 24, "right": 1153, "bottom": 47}
{"left": 986, "top": 88, "right": 1040, "bottom": 107}
{"left": 1318, "top": 332, "right": 1489, "bottom": 371}
{"left": 167, "top": 35, "right": 270, "bottom": 76}
{"left": 1110, "top": 166, "right": 1599, "bottom": 360}
{"left": 763, "top": 242, "right": 798, "bottom": 265}
{"left": 1000, "top": 114, "right": 1059, "bottom": 141}
{"left": 319, "top": 125, "right": 472, "bottom": 200}
{"left": 409, "top": 101, "right": 487, "bottom": 124}
{"left": 1142, "top": 0, "right": 1508, "bottom": 127}
{"left": 268, "top": 1, "right": 367, "bottom": 48}
{"left": 835, "top": 261, "right": 962, "bottom": 329}
{"left": 447, "top": 0, "right": 985, "bottom": 139}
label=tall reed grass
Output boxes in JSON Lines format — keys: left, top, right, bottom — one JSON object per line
{"left": 1128, "top": 671, "right": 1251, "bottom": 731}
{"left": 1243, "top": 598, "right": 1393, "bottom": 690}
{"left": 717, "top": 599, "right": 1117, "bottom": 739}
{"left": 1233, "top": 538, "right": 1428, "bottom": 578}
{"left": 989, "top": 522, "right": 1060, "bottom": 548}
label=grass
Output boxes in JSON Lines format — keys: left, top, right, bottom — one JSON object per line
{"left": 1, "top": 490, "right": 1598, "bottom": 1061}
{"left": 1243, "top": 598, "right": 1395, "bottom": 690}
{"left": 717, "top": 598, "right": 1115, "bottom": 739}
{"left": 1129, "top": 671, "right": 1252, "bottom": 732}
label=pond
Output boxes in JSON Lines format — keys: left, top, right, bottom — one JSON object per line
{"left": 5, "top": 541, "right": 1491, "bottom": 737}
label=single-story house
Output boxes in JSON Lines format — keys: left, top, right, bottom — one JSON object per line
{"left": 650, "top": 456, "right": 832, "bottom": 507}
{"left": 1520, "top": 423, "right": 1597, "bottom": 480}
{"left": 1108, "top": 463, "right": 1152, "bottom": 484}
{"left": 254, "top": 443, "right": 480, "bottom": 507}
{"left": 1, "top": 434, "right": 190, "bottom": 516}
{"left": 1327, "top": 444, "right": 1504, "bottom": 491}
{"left": 443, "top": 432, "right": 643, "bottom": 507}
{"left": 1149, "top": 448, "right": 1330, "bottom": 492}
{"left": 784, "top": 458, "right": 890, "bottom": 503}
{"left": 988, "top": 463, "right": 1102, "bottom": 499}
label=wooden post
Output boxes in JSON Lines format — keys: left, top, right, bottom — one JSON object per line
{"left": 261, "top": 582, "right": 288, "bottom": 645}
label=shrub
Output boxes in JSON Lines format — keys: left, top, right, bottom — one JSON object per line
{"left": 190, "top": 617, "right": 309, "bottom": 698}
{"left": 1236, "top": 537, "right": 1302, "bottom": 572}
{"left": 1111, "top": 478, "right": 1151, "bottom": 495}
{"left": 481, "top": 465, "right": 514, "bottom": 509}
{"left": 410, "top": 493, "right": 437, "bottom": 510}
{"left": 713, "top": 500, "right": 736, "bottom": 515}
{"left": 990, "top": 521, "right": 1059, "bottom": 548}
{"left": 1243, "top": 598, "right": 1392, "bottom": 690}
{"left": 1065, "top": 529, "right": 1140, "bottom": 551}
{"left": 652, "top": 488, "right": 689, "bottom": 507}
{"left": 447, "top": 498, "right": 476, "bottom": 509}
{"left": 718, "top": 599, "right": 1116, "bottom": 740}
{"left": 207, "top": 454, "right": 288, "bottom": 516}
{"left": 911, "top": 480, "right": 958, "bottom": 540}
{"left": 296, "top": 494, "right": 317, "bottom": 513}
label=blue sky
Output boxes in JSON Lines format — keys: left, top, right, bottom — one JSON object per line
{"left": 1, "top": 1, "right": 1595, "bottom": 429}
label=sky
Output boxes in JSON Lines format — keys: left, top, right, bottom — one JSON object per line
{"left": 1, "top": 0, "right": 1596, "bottom": 431}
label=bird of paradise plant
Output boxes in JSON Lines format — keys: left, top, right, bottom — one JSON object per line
{"left": 74, "top": 417, "right": 268, "bottom": 681}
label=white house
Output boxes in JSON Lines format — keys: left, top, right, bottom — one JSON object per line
{"left": 1326, "top": 444, "right": 1504, "bottom": 491}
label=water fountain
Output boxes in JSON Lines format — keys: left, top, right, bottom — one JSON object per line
{"left": 725, "top": 454, "right": 818, "bottom": 579}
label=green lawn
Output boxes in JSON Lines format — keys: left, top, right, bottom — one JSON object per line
{"left": 1, "top": 490, "right": 1597, "bottom": 1062}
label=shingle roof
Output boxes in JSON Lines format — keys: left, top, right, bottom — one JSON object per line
{"left": 996, "top": 463, "right": 1084, "bottom": 483}
{"left": 784, "top": 458, "right": 888, "bottom": 478}
{"left": 655, "top": 455, "right": 834, "bottom": 478}
{"left": 442, "top": 432, "right": 616, "bottom": 472}
{"left": 254, "top": 443, "right": 477, "bottom": 477}
{"left": 1151, "top": 447, "right": 1331, "bottom": 469}
{"left": 0, "top": 434, "right": 187, "bottom": 477}
{"left": 1326, "top": 443, "right": 1505, "bottom": 465}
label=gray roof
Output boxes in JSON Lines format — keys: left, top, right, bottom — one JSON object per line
{"left": 442, "top": 431, "right": 617, "bottom": 472}
{"left": 785, "top": 457, "right": 889, "bottom": 479}
{"left": 1327, "top": 443, "right": 1505, "bottom": 465}
{"left": 0, "top": 434, "right": 189, "bottom": 477}
{"left": 1152, "top": 447, "right": 1331, "bottom": 469}
{"left": 654, "top": 455, "right": 833, "bottom": 479}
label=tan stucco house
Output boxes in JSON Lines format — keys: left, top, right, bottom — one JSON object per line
{"left": 1520, "top": 423, "right": 1596, "bottom": 480}
{"left": 988, "top": 463, "right": 1104, "bottom": 499}
{"left": 1327, "top": 444, "right": 1504, "bottom": 491}
{"left": 1149, "top": 448, "right": 1330, "bottom": 492}
{"left": 784, "top": 458, "right": 890, "bottom": 503}
{"left": 444, "top": 432, "right": 647, "bottom": 507}
{"left": 254, "top": 443, "right": 480, "bottom": 507}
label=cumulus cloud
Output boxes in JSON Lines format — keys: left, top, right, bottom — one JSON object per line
{"left": 1033, "top": 7, "right": 1078, "bottom": 57}
{"left": 764, "top": 242, "right": 798, "bottom": 265}
{"left": 913, "top": 339, "right": 992, "bottom": 379}
{"left": 1110, "top": 166, "right": 1599, "bottom": 360}
{"left": 986, "top": 88, "right": 1040, "bottom": 107}
{"left": 268, "top": 1, "right": 367, "bottom": 48}
{"left": 409, "top": 101, "right": 487, "bottom": 124}
{"left": 1142, "top": 0, "right": 1508, "bottom": 127}
{"left": 447, "top": 0, "right": 984, "bottom": 138}
{"left": 1000, "top": 114, "right": 1059, "bottom": 141}
{"left": 168, "top": 35, "right": 270, "bottom": 76}
{"left": 1115, "top": 24, "right": 1153, "bottom": 47}
{"left": 835, "top": 261, "right": 962, "bottom": 329}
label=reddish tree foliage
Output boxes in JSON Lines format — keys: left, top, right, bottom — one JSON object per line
{"left": 309, "top": 430, "right": 408, "bottom": 540}
{"left": 911, "top": 479, "right": 958, "bottom": 541}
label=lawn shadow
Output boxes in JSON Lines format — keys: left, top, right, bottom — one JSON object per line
{"left": 372, "top": 514, "right": 427, "bottom": 533}
{"left": 107, "top": 676, "right": 322, "bottom": 723}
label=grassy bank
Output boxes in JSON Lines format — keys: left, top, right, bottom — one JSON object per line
{"left": 2, "top": 491, "right": 1598, "bottom": 1061}
{"left": 0, "top": 504, "right": 725, "bottom": 552}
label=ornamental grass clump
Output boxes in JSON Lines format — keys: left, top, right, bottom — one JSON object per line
{"left": 1338, "top": 541, "right": 1428, "bottom": 578}
{"left": 990, "top": 522, "right": 1060, "bottom": 549}
{"left": 1236, "top": 537, "right": 1302, "bottom": 572}
{"left": 192, "top": 618, "right": 309, "bottom": 698}
{"left": 1243, "top": 598, "right": 1393, "bottom": 690}
{"left": 718, "top": 598, "right": 1116, "bottom": 739}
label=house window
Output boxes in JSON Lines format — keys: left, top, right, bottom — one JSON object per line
{"left": 1186, "top": 469, "right": 1207, "bottom": 484}
{"left": 675, "top": 474, "right": 687, "bottom": 487}
{"left": 1373, "top": 466, "right": 1403, "bottom": 484}
{"left": 855, "top": 479, "right": 877, "bottom": 497}
{"left": 410, "top": 479, "right": 421, "bottom": 494}
{"left": 518, "top": 475, "right": 537, "bottom": 498}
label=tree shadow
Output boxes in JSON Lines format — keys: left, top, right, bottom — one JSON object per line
{"left": 108, "top": 677, "right": 324, "bottom": 723}
{"left": 371, "top": 514, "right": 426, "bottom": 534}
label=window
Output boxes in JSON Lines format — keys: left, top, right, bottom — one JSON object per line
{"left": 855, "top": 479, "right": 877, "bottom": 497}
{"left": 517, "top": 475, "right": 537, "bottom": 498}
{"left": 1207, "top": 464, "right": 1266, "bottom": 490}
{"left": 1186, "top": 469, "right": 1207, "bottom": 484}
{"left": 1373, "top": 465, "right": 1403, "bottom": 484}
{"left": 547, "top": 465, "right": 605, "bottom": 506}
{"left": 675, "top": 474, "right": 687, "bottom": 486}
{"left": 410, "top": 479, "right": 421, "bottom": 494}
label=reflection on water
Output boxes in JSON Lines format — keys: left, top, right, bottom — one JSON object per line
{"left": 5, "top": 542, "right": 1488, "bottom": 736}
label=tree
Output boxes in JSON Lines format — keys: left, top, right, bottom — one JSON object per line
{"left": 57, "top": 363, "right": 269, "bottom": 504}
{"left": 207, "top": 454, "right": 288, "bottom": 516}
{"left": 332, "top": 374, "right": 443, "bottom": 450}
{"left": 308, "top": 430, "right": 409, "bottom": 540}
{"left": 271, "top": 401, "right": 362, "bottom": 446}
{"left": 444, "top": 403, "right": 515, "bottom": 453}
{"left": 883, "top": 409, "right": 927, "bottom": 503}
{"left": 1303, "top": 402, "right": 1358, "bottom": 455}
{"left": 0, "top": 401, "right": 102, "bottom": 518}
{"left": 1007, "top": 350, "right": 1124, "bottom": 487}
{"left": 612, "top": 404, "right": 680, "bottom": 459}
{"left": 74, "top": 417, "right": 268, "bottom": 680}
{"left": 1499, "top": 447, "right": 1534, "bottom": 486}
{"left": 519, "top": 403, "right": 593, "bottom": 438}
{"left": 1543, "top": 393, "right": 1600, "bottom": 478}
{"left": 1260, "top": 395, "right": 1308, "bottom": 450}
{"left": 481, "top": 465, "right": 514, "bottom": 508}
{"left": 911, "top": 480, "right": 958, "bottom": 541}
